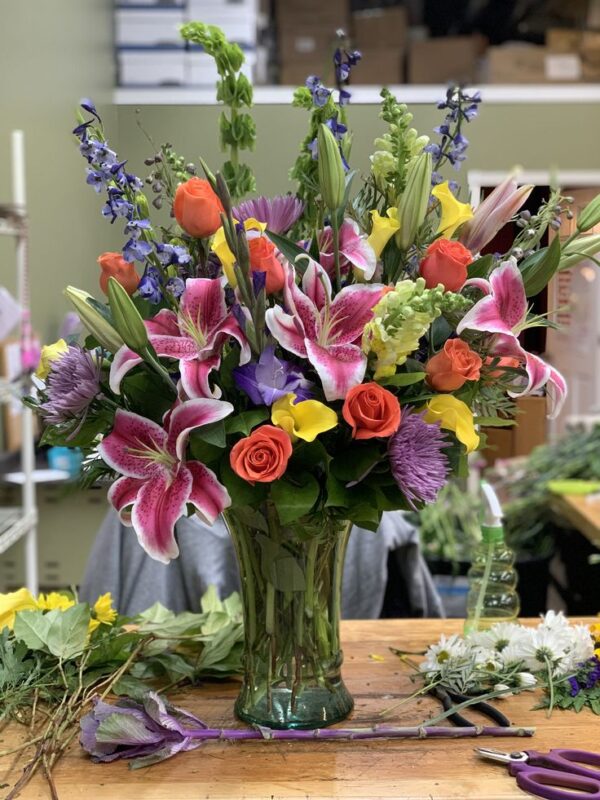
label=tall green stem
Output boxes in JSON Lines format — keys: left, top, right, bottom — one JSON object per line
{"left": 332, "top": 215, "right": 342, "bottom": 292}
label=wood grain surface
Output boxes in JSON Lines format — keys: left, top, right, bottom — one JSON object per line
{"left": 551, "top": 493, "right": 600, "bottom": 548}
{"left": 1, "top": 618, "right": 598, "bottom": 800}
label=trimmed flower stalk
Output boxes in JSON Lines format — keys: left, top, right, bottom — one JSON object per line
{"left": 80, "top": 692, "right": 536, "bottom": 769}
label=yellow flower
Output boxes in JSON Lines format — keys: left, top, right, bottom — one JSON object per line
{"left": 88, "top": 592, "right": 117, "bottom": 633}
{"left": 0, "top": 588, "right": 38, "bottom": 631}
{"left": 367, "top": 208, "right": 400, "bottom": 259}
{"left": 35, "top": 339, "right": 69, "bottom": 379}
{"left": 211, "top": 217, "right": 267, "bottom": 286}
{"left": 423, "top": 395, "right": 480, "bottom": 453}
{"left": 432, "top": 181, "right": 473, "bottom": 238}
{"left": 37, "top": 592, "right": 75, "bottom": 612}
{"left": 271, "top": 393, "right": 338, "bottom": 443}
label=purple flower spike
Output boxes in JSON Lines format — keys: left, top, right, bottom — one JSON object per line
{"left": 388, "top": 412, "right": 450, "bottom": 509}
{"left": 80, "top": 693, "right": 206, "bottom": 767}
{"left": 41, "top": 346, "right": 101, "bottom": 426}
{"left": 232, "top": 195, "right": 304, "bottom": 234}
{"left": 233, "top": 345, "right": 313, "bottom": 406}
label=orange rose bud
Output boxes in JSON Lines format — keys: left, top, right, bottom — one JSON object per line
{"left": 230, "top": 424, "right": 293, "bottom": 484}
{"left": 342, "top": 382, "right": 401, "bottom": 440}
{"left": 425, "top": 339, "right": 482, "bottom": 392}
{"left": 98, "top": 252, "right": 140, "bottom": 296}
{"left": 173, "top": 177, "right": 224, "bottom": 239}
{"left": 419, "top": 238, "right": 472, "bottom": 292}
{"left": 484, "top": 355, "right": 520, "bottom": 379}
{"left": 248, "top": 237, "right": 285, "bottom": 294}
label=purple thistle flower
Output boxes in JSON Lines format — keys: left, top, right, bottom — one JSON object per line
{"left": 232, "top": 195, "right": 304, "bottom": 234}
{"left": 233, "top": 345, "right": 313, "bottom": 406}
{"left": 388, "top": 412, "right": 449, "bottom": 509}
{"left": 41, "top": 347, "right": 101, "bottom": 426}
{"left": 80, "top": 693, "right": 206, "bottom": 767}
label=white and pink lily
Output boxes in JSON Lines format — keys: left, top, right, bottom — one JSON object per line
{"left": 460, "top": 175, "right": 533, "bottom": 254}
{"left": 457, "top": 258, "right": 567, "bottom": 418}
{"left": 318, "top": 219, "right": 377, "bottom": 281}
{"left": 99, "top": 399, "right": 233, "bottom": 563}
{"left": 265, "top": 260, "right": 384, "bottom": 401}
{"left": 110, "top": 278, "right": 250, "bottom": 399}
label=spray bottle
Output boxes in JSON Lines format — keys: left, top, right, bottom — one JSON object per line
{"left": 464, "top": 481, "right": 520, "bottom": 634}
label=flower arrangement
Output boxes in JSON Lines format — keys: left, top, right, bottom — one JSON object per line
{"left": 28, "top": 23, "right": 600, "bottom": 729}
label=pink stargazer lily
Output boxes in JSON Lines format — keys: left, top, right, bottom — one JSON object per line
{"left": 99, "top": 399, "right": 233, "bottom": 563}
{"left": 318, "top": 219, "right": 377, "bottom": 280}
{"left": 459, "top": 175, "right": 533, "bottom": 254}
{"left": 457, "top": 258, "right": 567, "bottom": 418}
{"left": 110, "top": 278, "right": 250, "bottom": 399}
{"left": 265, "top": 260, "right": 384, "bottom": 401}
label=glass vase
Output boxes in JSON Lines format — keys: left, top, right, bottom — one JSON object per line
{"left": 223, "top": 504, "right": 354, "bottom": 729}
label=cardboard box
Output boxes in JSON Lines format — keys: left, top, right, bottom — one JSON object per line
{"left": 486, "top": 45, "right": 547, "bottom": 83}
{"left": 276, "top": 0, "right": 349, "bottom": 31}
{"left": 547, "top": 29, "right": 600, "bottom": 82}
{"left": 352, "top": 7, "right": 408, "bottom": 50}
{"left": 482, "top": 396, "right": 547, "bottom": 466}
{"left": 350, "top": 47, "right": 403, "bottom": 84}
{"left": 408, "top": 36, "right": 479, "bottom": 84}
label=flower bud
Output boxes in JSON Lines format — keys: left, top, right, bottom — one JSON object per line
{"left": 560, "top": 233, "right": 600, "bottom": 270}
{"left": 106, "top": 277, "right": 149, "bottom": 353}
{"left": 317, "top": 123, "right": 345, "bottom": 212}
{"left": 396, "top": 152, "right": 432, "bottom": 251}
{"left": 64, "top": 286, "right": 124, "bottom": 353}
{"left": 576, "top": 193, "right": 600, "bottom": 232}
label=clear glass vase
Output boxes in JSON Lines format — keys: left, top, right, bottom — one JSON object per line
{"left": 223, "top": 504, "right": 354, "bottom": 729}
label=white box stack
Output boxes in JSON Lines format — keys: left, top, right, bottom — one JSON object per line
{"left": 118, "top": 47, "right": 186, "bottom": 86}
{"left": 116, "top": 7, "right": 185, "bottom": 45}
{"left": 187, "top": 0, "right": 258, "bottom": 46}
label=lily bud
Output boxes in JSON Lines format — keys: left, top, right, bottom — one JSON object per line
{"left": 215, "top": 172, "right": 233, "bottom": 217}
{"left": 576, "top": 193, "right": 600, "bottom": 232}
{"left": 460, "top": 175, "right": 533, "bottom": 254}
{"left": 106, "top": 277, "right": 149, "bottom": 353}
{"left": 317, "top": 123, "right": 345, "bottom": 213}
{"left": 198, "top": 157, "right": 217, "bottom": 191}
{"left": 559, "top": 233, "right": 600, "bottom": 270}
{"left": 63, "top": 286, "right": 124, "bottom": 353}
{"left": 396, "top": 152, "right": 432, "bottom": 251}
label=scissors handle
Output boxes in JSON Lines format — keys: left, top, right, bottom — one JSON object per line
{"left": 510, "top": 763, "right": 600, "bottom": 800}
{"left": 527, "top": 749, "right": 600, "bottom": 781}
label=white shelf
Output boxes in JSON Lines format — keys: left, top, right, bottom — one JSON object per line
{"left": 0, "top": 508, "right": 37, "bottom": 556}
{"left": 114, "top": 83, "right": 600, "bottom": 106}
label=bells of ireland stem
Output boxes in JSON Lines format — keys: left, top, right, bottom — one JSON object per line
{"left": 576, "top": 193, "right": 600, "bottom": 232}
{"left": 63, "top": 286, "right": 124, "bottom": 353}
{"left": 396, "top": 152, "right": 432, "bottom": 251}
{"left": 317, "top": 123, "right": 346, "bottom": 214}
{"left": 106, "top": 276, "right": 149, "bottom": 353}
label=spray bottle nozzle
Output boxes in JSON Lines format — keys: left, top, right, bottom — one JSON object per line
{"left": 480, "top": 480, "right": 504, "bottom": 542}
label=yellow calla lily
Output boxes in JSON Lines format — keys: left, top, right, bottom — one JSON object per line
{"left": 423, "top": 394, "right": 480, "bottom": 453}
{"left": 432, "top": 181, "right": 473, "bottom": 238}
{"left": 35, "top": 338, "right": 69, "bottom": 380}
{"left": 0, "top": 588, "right": 38, "bottom": 631}
{"left": 37, "top": 591, "right": 75, "bottom": 612}
{"left": 211, "top": 217, "right": 267, "bottom": 286}
{"left": 367, "top": 208, "right": 400, "bottom": 259}
{"left": 271, "top": 393, "right": 338, "bottom": 443}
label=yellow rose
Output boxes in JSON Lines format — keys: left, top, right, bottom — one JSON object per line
{"left": 432, "top": 181, "right": 473, "bottom": 238}
{"left": 423, "top": 394, "right": 480, "bottom": 453}
{"left": 272, "top": 393, "right": 338, "bottom": 443}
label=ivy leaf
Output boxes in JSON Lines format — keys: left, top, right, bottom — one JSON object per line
{"left": 270, "top": 474, "right": 320, "bottom": 524}
{"left": 225, "top": 408, "right": 269, "bottom": 436}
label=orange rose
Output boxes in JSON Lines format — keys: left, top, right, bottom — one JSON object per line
{"left": 484, "top": 355, "right": 520, "bottom": 379}
{"left": 419, "top": 238, "right": 472, "bottom": 292}
{"left": 248, "top": 237, "right": 285, "bottom": 294}
{"left": 173, "top": 178, "right": 224, "bottom": 239}
{"left": 425, "top": 339, "right": 482, "bottom": 392}
{"left": 342, "top": 383, "right": 401, "bottom": 440}
{"left": 230, "top": 425, "right": 292, "bottom": 484}
{"left": 97, "top": 252, "right": 140, "bottom": 296}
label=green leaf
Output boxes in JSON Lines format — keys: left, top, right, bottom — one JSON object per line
{"left": 331, "top": 443, "right": 382, "bottom": 483}
{"left": 225, "top": 505, "right": 269, "bottom": 533}
{"left": 270, "top": 474, "right": 320, "bottom": 524}
{"left": 272, "top": 556, "right": 306, "bottom": 591}
{"left": 573, "top": 693, "right": 586, "bottom": 713}
{"left": 325, "top": 474, "right": 351, "bottom": 507}
{"left": 225, "top": 408, "right": 268, "bottom": 436}
{"left": 475, "top": 416, "right": 517, "bottom": 427}
{"left": 193, "top": 419, "right": 226, "bottom": 448}
{"left": 467, "top": 253, "right": 493, "bottom": 279}
{"left": 45, "top": 605, "right": 91, "bottom": 659}
{"left": 219, "top": 457, "right": 267, "bottom": 507}
{"left": 520, "top": 237, "right": 561, "bottom": 297}
{"left": 13, "top": 610, "right": 51, "bottom": 651}
{"left": 430, "top": 316, "right": 453, "bottom": 350}
{"left": 290, "top": 440, "right": 329, "bottom": 471}
{"left": 381, "top": 372, "right": 426, "bottom": 387}
{"left": 188, "top": 436, "right": 223, "bottom": 465}
{"left": 265, "top": 230, "right": 311, "bottom": 276}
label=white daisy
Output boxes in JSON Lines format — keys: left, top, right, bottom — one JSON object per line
{"left": 469, "top": 622, "right": 527, "bottom": 653}
{"left": 518, "top": 627, "right": 569, "bottom": 672}
{"left": 560, "top": 624, "right": 594, "bottom": 674}
{"left": 420, "top": 634, "right": 467, "bottom": 674}
{"left": 516, "top": 672, "right": 537, "bottom": 689}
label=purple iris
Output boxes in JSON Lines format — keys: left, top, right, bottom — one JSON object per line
{"left": 233, "top": 346, "right": 313, "bottom": 406}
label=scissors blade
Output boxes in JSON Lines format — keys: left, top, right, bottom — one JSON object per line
{"left": 475, "top": 747, "right": 528, "bottom": 764}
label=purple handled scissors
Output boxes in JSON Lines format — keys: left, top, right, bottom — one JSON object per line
{"left": 475, "top": 747, "right": 600, "bottom": 800}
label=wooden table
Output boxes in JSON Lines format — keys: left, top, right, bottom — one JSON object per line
{"left": 1, "top": 618, "right": 598, "bottom": 799}
{"left": 551, "top": 493, "right": 600, "bottom": 548}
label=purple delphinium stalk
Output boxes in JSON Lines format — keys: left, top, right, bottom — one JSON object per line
{"left": 388, "top": 412, "right": 450, "bottom": 509}
{"left": 41, "top": 346, "right": 101, "bottom": 426}
{"left": 233, "top": 346, "right": 313, "bottom": 406}
{"left": 232, "top": 195, "right": 304, "bottom": 234}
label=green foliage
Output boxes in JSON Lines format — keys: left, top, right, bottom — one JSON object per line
{"left": 520, "top": 236, "right": 561, "bottom": 297}
{"left": 180, "top": 23, "right": 256, "bottom": 200}
{"left": 538, "top": 658, "right": 600, "bottom": 716}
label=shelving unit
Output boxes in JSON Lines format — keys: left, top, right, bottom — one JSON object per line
{"left": 0, "top": 131, "right": 38, "bottom": 594}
